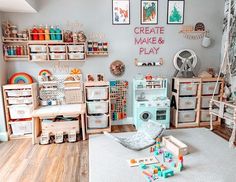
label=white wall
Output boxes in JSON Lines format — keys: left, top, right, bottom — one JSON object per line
{"left": 1, "top": 0, "right": 225, "bottom": 119}
{"left": 0, "top": 13, "right": 8, "bottom": 141}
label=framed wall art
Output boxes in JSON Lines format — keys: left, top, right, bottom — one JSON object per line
{"left": 141, "top": 0, "right": 158, "bottom": 25}
{"left": 112, "top": 0, "right": 130, "bottom": 25}
{"left": 167, "top": 0, "right": 185, "bottom": 24}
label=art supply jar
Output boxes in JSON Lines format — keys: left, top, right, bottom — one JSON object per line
{"left": 38, "top": 25, "right": 45, "bottom": 40}
{"left": 44, "top": 25, "right": 50, "bottom": 40}
{"left": 98, "top": 42, "right": 103, "bottom": 51}
{"left": 55, "top": 26, "right": 62, "bottom": 40}
{"left": 87, "top": 41, "right": 93, "bottom": 52}
{"left": 93, "top": 42, "right": 98, "bottom": 51}
{"left": 50, "top": 26, "right": 56, "bottom": 40}
{"left": 32, "top": 26, "right": 39, "bottom": 40}
{"left": 103, "top": 42, "right": 108, "bottom": 52}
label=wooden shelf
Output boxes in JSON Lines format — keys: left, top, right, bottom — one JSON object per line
{"left": 10, "top": 134, "right": 32, "bottom": 139}
{"left": 5, "top": 55, "right": 28, "bottom": 61}
{"left": 179, "top": 30, "right": 207, "bottom": 34}
{"left": 86, "top": 127, "right": 111, "bottom": 134}
{"left": 87, "top": 52, "right": 108, "bottom": 56}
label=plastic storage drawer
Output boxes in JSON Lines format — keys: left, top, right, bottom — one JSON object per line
{"left": 178, "top": 110, "right": 196, "bottom": 123}
{"left": 202, "top": 82, "right": 220, "bottom": 95}
{"left": 201, "top": 96, "right": 219, "bottom": 108}
{"left": 87, "top": 101, "right": 109, "bottom": 114}
{"left": 50, "top": 53, "right": 66, "bottom": 60}
{"left": 179, "top": 97, "right": 197, "bottom": 109}
{"left": 8, "top": 97, "right": 32, "bottom": 105}
{"left": 68, "top": 45, "right": 84, "bottom": 52}
{"left": 6, "top": 90, "right": 31, "bottom": 97}
{"left": 179, "top": 83, "right": 198, "bottom": 96}
{"left": 31, "top": 53, "right": 47, "bottom": 60}
{"left": 201, "top": 110, "right": 217, "bottom": 122}
{"left": 87, "top": 114, "right": 108, "bottom": 129}
{"left": 68, "top": 53, "right": 85, "bottom": 60}
{"left": 49, "top": 45, "right": 66, "bottom": 52}
{"left": 86, "top": 87, "right": 108, "bottom": 100}
{"left": 29, "top": 45, "right": 47, "bottom": 52}
{"left": 11, "top": 122, "right": 32, "bottom": 135}
{"left": 9, "top": 105, "right": 33, "bottom": 119}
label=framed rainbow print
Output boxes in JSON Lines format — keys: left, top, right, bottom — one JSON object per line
{"left": 167, "top": 0, "right": 185, "bottom": 24}
{"left": 112, "top": 0, "right": 130, "bottom": 25}
{"left": 141, "top": 0, "right": 158, "bottom": 25}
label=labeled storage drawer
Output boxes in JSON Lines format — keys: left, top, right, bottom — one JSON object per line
{"left": 8, "top": 97, "right": 32, "bottom": 105}
{"left": 29, "top": 45, "right": 47, "bottom": 52}
{"left": 201, "top": 96, "right": 219, "bottom": 108}
{"left": 201, "top": 110, "right": 217, "bottom": 122}
{"left": 9, "top": 105, "right": 33, "bottom": 119}
{"left": 179, "top": 97, "right": 197, "bottom": 109}
{"left": 178, "top": 110, "right": 196, "bottom": 123}
{"left": 68, "top": 45, "right": 84, "bottom": 52}
{"left": 49, "top": 53, "right": 66, "bottom": 60}
{"left": 31, "top": 53, "right": 47, "bottom": 60}
{"left": 11, "top": 122, "right": 32, "bottom": 135}
{"left": 6, "top": 89, "right": 31, "bottom": 97}
{"left": 49, "top": 45, "right": 66, "bottom": 52}
{"left": 87, "top": 114, "right": 108, "bottom": 129}
{"left": 68, "top": 53, "right": 85, "bottom": 60}
{"left": 87, "top": 101, "right": 109, "bottom": 114}
{"left": 86, "top": 87, "right": 108, "bottom": 100}
{"left": 202, "top": 82, "right": 220, "bottom": 95}
{"left": 42, "top": 120, "right": 79, "bottom": 134}
{"left": 179, "top": 83, "right": 198, "bottom": 96}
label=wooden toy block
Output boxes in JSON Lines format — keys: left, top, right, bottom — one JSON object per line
{"left": 162, "top": 136, "right": 188, "bottom": 156}
{"left": 142, "top": 170, "right": 153, "bottom": 177}
{"left": 153, "top": 168, "right": 158, "bottom": 174}
{"left": 128, "top": 156, "right": 159, "bottom": 167}
{"left": 162, "top": 169, "right": 174, "bottom": 178}
{"left": 55, "top": 131, "right": 64, "bottom": 144}
{"left": 154, "top": 151, "right": 159, "bottom": 156}
{"left": 140, "top": 163, "right": 147, "bottom": 169}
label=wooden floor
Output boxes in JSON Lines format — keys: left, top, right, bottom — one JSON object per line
{"left": 0, "top": 124, "right": 234, "bottom": 182}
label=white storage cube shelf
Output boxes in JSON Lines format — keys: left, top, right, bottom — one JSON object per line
{"left": 9, "top": 105, "right": 33, "bottom": 119}
{"left": 49, "top": 45, "right": 66, "bottom": 52}
{"left": 68, "top": 53, "right": 85, "bottom": 60}
{"left": 8, "top": 97, "right": 32, "bottom": 105}
{"left": 29, "top": 45, "right": 47, "bottom": 52}
{"left": 87, "top": 101, "right": 109, "bottom": 114}
{"left": 68, "top": 45, "right": 84, "bottom": 52}
{"left": 87, "top": 114, "right": 109, "bottom": 129}
{"left": 86, "top": 87, "right": 108, "bottom": 100}
{"left": 49, "top": 53, "right": 66, "bottom": 60}
{"left": 202, "top": 82, "right": 220, "bottom": 95}
{"left": 6, "top": 90, "right": 31, "bottom": 97}
{"left": 11, "top": 122, "right": 32, "bottom": 136}
{"left": 201, "top": 110, "right": 217, "bottom": 121}
{"left": 178, "top": 110, "right": 196, "bottom": 123}
{"left": 179, "top": 97, "right": 197, "bottom": 109}
{"left": 179, "top": 83, "right": 198, "bottom": 96}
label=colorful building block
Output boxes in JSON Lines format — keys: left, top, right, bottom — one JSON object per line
{"left": 162, "top": 169, "right": 174, "bottom": 178}
{"left": 140, "top": 163, "right": 147, "bottom": 169}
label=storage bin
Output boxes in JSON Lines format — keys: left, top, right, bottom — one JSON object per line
{"left": 42, "top": 120, "right": 79, "bottom": 134}
{"left": 86, "top": 87, "right": 108, "bottom": 100}
{"left": 31, "top": 53, "right": 47, "bottom": 60}
{"left": 87, "top": 114, "right": 108, "bottom": 129}
{"left": 68, "top": 44, "right": 84, "bottom": 52}
{"left": 8, "top": 97, "right": 32, "bottom": 105}
{"left": 6, "top": 89, "right": 31, "bottom": 97}
{"left": 179, "top": 83, "right": 198, "bottom": 96}
{"left": 64, "top": 88, "right": 83, "bottom": 104}
{"left": 29, "top": 45, "right": 47, "bottom": 52}
{"left": 201, "top": 96, "right": 219, "bottom": 108}
{"left": 9, "top": 105, "right": 33, "bottom": 119}
{"left": 201, "top": 110, "right": 217, "bottom": 122}
{"left": 202, "top": 82, "right": 220, "bottom": 95}
{"left": 11, "top": 122, "right": 32, "bottom": 135}
{"left": 87, "top": 101, "right": 109, "bottom": 114}
{"left": 49, "top": 53, "right": 66, "bottom": 60}
{"left": 179, "top": 97, "right": 197, "bottom": 109}
{"left": 49, "top": 45, "right": 66, "bottom": 52}
{"left": 68, "top": 53, "right": 85, "bottom": 60}
{"left": 178, "top": 110, "right": 196, "bottom": 123}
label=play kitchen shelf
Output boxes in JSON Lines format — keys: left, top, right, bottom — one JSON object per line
{"left": 2, "top": 83, "right": 38, "bottom": 141}
{"left": 84, "top": 81, "right": 111, "bottom": 133}
{"left": 171, "top": 77, "right": 224, "bottom": 128}
{"left": 28, "top": 42, "right": 86, "bottom": 62}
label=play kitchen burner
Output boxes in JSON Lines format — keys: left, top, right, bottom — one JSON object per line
{"left": 133, "top": 75, "right": 170, "bottom": 129}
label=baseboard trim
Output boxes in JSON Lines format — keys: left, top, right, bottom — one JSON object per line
{"left": 0, "top": 132, "right": 8, "bottom": 142}
{"left": 112, "top": 117, "right": 134, "bottom": 126}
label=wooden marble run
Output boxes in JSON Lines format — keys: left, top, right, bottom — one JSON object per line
{"left": 134, "top": 58, "right": 164, "bottom": 67}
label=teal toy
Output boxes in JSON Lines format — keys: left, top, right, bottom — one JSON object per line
{"left": 158, "top": 171, "right": 163, "bottom": 177}
{"left": 139, "top": 163, "right": 147, "bottom": 169}
{"left": 162, "top": 169, "right": 174, "bottom": 178}
{"left": 55, "top": 26, "right": 62, "bottom": 40}
{"left": 50, "top": 26, "right": 56, "bottom": 40}
{"left": 154, "top": 151, "right": 159, "bottom": 156}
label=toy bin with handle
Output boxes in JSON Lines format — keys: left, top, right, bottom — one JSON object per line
{"left": 178, "top": 110, "right": 196, "bottom": 123}
{"left": 6, "top": 89, "right": 31, "bottom": 97}
{"left": 201, "top": 110, "right": 217, "bottom": 122}
{"left": 179, "top": 97, "right": 197, "bottom": 109}
{"left": 202, "top": 82, "right": 220, "bottom": 95}
{"left": 87, "top": 114, "right": 109, "bottom": 129}
{"left": 68, "top": 45, "right": 84, "bottom": 52}
{"left": 86, "top": 87, "right": 108, "bottom": 100}
{"left": 179, "top": 83, "right": 198, "bottom": 96}
{"left": 8, "top": 97, "right": 32, "bottom": 105}
{"left": 9, "top": 105, "right": 33, "bottom": 119}
{"left": 11, "top": 122, "right": 32, "bottom": 136}
{"left": 87, "top": 101, "right": 109, "bottom": 114}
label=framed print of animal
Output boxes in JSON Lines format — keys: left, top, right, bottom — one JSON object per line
{"left": 112, "top": 0, "right": 130, "bottom": 25}
{"left": 141, "top": 0, "right": 158, "bottom": 25}
{"left": 167, "top": 0, "right": 185, "bottom": 24}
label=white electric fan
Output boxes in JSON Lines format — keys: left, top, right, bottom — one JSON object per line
{"left": 173, "top": 49, "right": 198, "bottom": 78}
